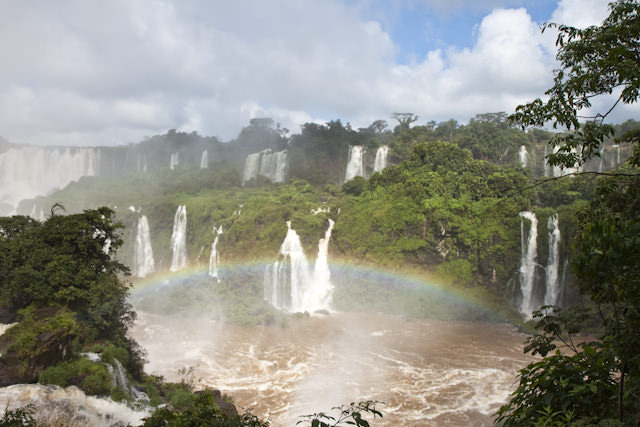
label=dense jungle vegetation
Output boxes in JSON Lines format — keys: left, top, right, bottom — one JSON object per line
{"left": 1, "top": 0, "right": 640, "bottom": 425}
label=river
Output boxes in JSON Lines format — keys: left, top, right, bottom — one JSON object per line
{"left": 130, "top": 310, "right": 533, "bottom": 426}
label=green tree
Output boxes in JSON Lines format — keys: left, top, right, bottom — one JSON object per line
{"left": 500, "top": 1, "right": 640, "bottom": 424}
{"left": 510, "top": 0, "right": 640, "bottom": 170}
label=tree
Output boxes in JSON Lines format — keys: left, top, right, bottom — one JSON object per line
{"left": 391, "top": 112, "right": 418, "bottom": 132}
{"left": 500, "top": 1, "right": 640, "bottom": 424}
{"left": 510, "top": 0, "right": 640, "bottom": 170}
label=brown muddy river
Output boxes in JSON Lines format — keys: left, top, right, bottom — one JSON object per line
{"left": 130, "top": 311, "right": 533, "bottom": 426}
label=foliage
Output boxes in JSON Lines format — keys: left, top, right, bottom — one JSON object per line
{"left": 38, "top": 357, "right": 111, "bottom": 396}
{"left": 141, "top": 389, "right": 270, "bottom": 427}
{"left": 297, "top": 401, "right": 383, "bottom": 427}
{"left": 500, "top": 2, "right": 640, "bottom": 424}
{"left": 0, "top": 405, "right": 39, "bottom": 427}
{"left": 510, "top": 0, "right": 640, "bottom": 170}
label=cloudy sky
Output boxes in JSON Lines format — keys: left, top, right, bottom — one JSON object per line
{"left": 0, "top": 0, "right": 635, "bottom": 146}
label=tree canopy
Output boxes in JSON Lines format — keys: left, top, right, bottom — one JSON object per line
{"left": 499, "top": 1, "right": 640, "bottom": 424}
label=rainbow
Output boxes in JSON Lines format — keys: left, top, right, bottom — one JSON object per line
{"left": 128, "top": 260, "right": 516, "bottom": 323}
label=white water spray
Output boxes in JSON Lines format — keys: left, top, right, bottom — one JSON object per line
{"left": 200, "top": 150, "right": 208, "bottom": 169}
{"left": 518, "top": 211, "right": 538, "bottom": 318}
{"left": 518, "top": 145, "right": 529, "bottom": 168}
{"left": 169, "top": 152, "right": 179, "bottom": 170}
{"left": 265, "top": 220, "right": 334, "bottom": 313}
{"left": 544, "top": 214, "right": 561, "bottom": 307}
{"left": 242, "top": 149, "right": 288, "bottom": 185}
{"left": 0, "top": 147, "right": 97, "bottom": 214}
{"left": 209, "top": 226, "right": 223, "bottom": 282}
{"left": 345, "top": 146, "right": 364, "bottom": 181}
{"left": 170, "top": 205, "right": 187, "bottom": 272}
{"left": 373, "top": 146, "right": 389, "bottom": 173}
{"left": 134, "top": 215, "right": 155, "bottom": 278}
{"left": 0, "top": 384, "right": 149, "bottom": 426}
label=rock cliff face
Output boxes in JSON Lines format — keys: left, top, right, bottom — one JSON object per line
{"left": 0, "top": 309, "right": 74, "bottom": 387}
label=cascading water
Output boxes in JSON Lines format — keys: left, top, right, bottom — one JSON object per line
{"left": 544, "top": 214, "right": 561, "bottom": 307}
{"left": 169, "top": 152, "right": 179, "bottom": 170}
{"left": 344, "top": 146, "right": 364, "bottom": 181}
{"left": 307, "top": 219, "right": 335, "bottom": 310}
{"left": 209, "top": 226, "right": 223, "bottom": 282}
{"left": 373, "top": 146, "right": 389, "bottom": 173}
{"left": 0, "top": 384, "right": 149, "bottom": 426}
{"left": 134, "top": 215, "right": 155, "bottom": 278}
{"left": 137, "top": 152, "right": 148, "bottom": 173}
{"left": 0, "top": 147, "right": 97, "bottom": 214}
{"left": 200, "top": 150, "right": 208, "bottom": 169}
{"left": 265, "top": 220, "right": 334, "bottom": 313}
{"left": 107, "top": 359, "right": 149, "bottom": 402}
{"left": 170, "top": 205, "right": 187, "bottom": 272}
{"left": 518, "top": 211, "right": 538, "bottom": 318}
{"left": 518, "top": 145, "right": 529, "bottom": 168}
{"left": 242, "top": 149, "right": 288, "bottom": 185}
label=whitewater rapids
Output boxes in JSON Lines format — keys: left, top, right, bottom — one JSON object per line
{"left": 130, "top": 311, "right": 532, "bottom": 426}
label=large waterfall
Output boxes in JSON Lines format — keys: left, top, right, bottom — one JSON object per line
{"left": 544, "top": 214, "right": 561, "bottom": 306}
{"left": 517, "top": 212, "right": 565, "bottom": 318}
{"left": 518, "top": 212, "right": 538, "bottom": 318}
{"left": 134, "top": 215, "right": 155, "bottom": 278}
{"left": 265, "top": 220, "right": 334, "bottom": 313}
{"left": 200, "top": 150, "right": 208, "bottom": 169}
{"left": 0, "top": 147, "right": 98, "bottom": 214}
{"left": 170, "top": 205, "right": 187, "bottom": 272}
{"left": 345, "top": 146, "right": 364, "bottom": 181}
{"left": 242, "top": 149, "right": 288, "bottom": 185}
{"left": 373, "top": 146, "right": 389, "bottom": 173}
{"left": 208, "top": 226, "right": 222, "bottom": 282}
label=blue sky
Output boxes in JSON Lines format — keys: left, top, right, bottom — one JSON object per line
{"left": 0, "top": 0, "right": 634, "bottom": 146}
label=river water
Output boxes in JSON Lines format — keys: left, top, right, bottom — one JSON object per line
{"left": 130, "top": 310, "right": 533, "bottom": 426}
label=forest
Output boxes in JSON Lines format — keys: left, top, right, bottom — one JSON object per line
{"left": 1, "top": 0, "right": 640, "bottom": 425}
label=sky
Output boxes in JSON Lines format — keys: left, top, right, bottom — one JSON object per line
{"left": 0, "top": 0, "right": 635, "bottom": 146}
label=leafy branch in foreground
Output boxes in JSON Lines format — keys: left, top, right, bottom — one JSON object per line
{"left": 297, "top": 401, "right": 383, "bottom": 427}
{"left": 509, "top": 0, "right": 640, "bottom": 171}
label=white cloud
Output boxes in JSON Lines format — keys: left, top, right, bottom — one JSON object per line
{"left": 0, "top": 0, "right": 631, "bottom": 146}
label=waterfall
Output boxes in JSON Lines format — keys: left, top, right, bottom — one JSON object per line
{"left": 345, "top": 146, "right": 364, "bottom": 181}
{"left": 518, "top": 211, "right": 538, "bottom": 318}
{"left": 242, "top": 149, "right": 288, "bottom": 185}
{"left": 307, "top": 219, "right": 335, "bottom": 310}
{"left": 0, "top": 146, "right": 97, "bottom": 213}
{"left": 373, "top": 145, "right": 389, "bottom": 173}
{"left": 544, "top": 214, "right": 561, "bottom": 307}
{"left": 107, "top": 359, "right": 149, "bottom": 402}
{"left": 0, "top": 384, "right": 149, "bottom": 426}
{"left": 518, "top": 145, "right": 529, "bottom": 168}
{"left": 265, "top": 220, "right": 334, "bottom": 313}
{"left": 134, "top": 215, "right": 155, "bottom": 278}
{"left": 208, "top": 226, "right": 223, "bottom": 282}
{"left": 242, "top": 152, "right": 262, "bottom": 184}
{"left": 169, "top": 152, "right": 179, "bottom": 170}
{"left": 200, "top": 150, "right": 208, "bottom": 169}
{"left": 170, "top": 205, "right": 187, "bottom": 272}
{"left": 137, "top": 152, "right": 148, "bottom": 173}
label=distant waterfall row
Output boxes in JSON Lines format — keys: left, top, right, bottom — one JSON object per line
{"left": 130, "top": 205, "right": 225, "bottom": 280}
{"left": 517, "top": 144, "right": 626, "bottom": 177}
{"left": 0, "top": 147, "right": 98, "bottom": 213}
{"left": 264, "top": 219, "right": 335, "bottom": 313}
{"left": 517, "top": 211, "right": 565, "bottom": 319}
{"left": 344, "top": 145, "right": 389, "bottom": 182}
{"left": 242, "top": 149, "right": 288, "bottom": 185}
